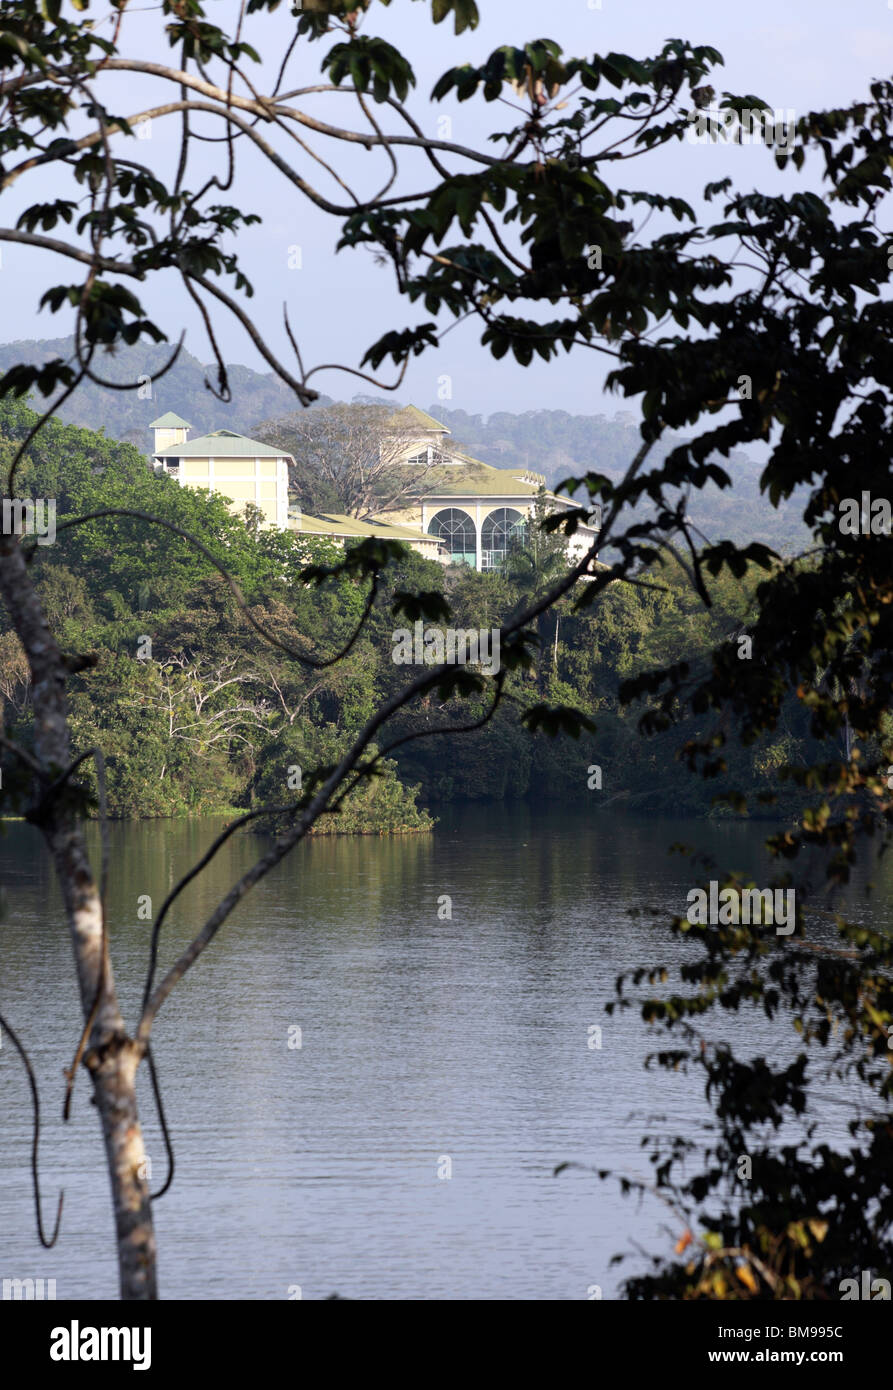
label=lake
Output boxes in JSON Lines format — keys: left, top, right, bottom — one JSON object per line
{"left": 0, "top": 805, "right": 881, "bottom": 1299}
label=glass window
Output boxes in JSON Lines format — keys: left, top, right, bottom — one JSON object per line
{"left": 427, "top": 508, "right": 477, "bottom": 566}
{"left": 406, "top": 447, "right": 451, "bottom": 466}
{"left": 481, "top": 508, "right": 526, "bottom": 569}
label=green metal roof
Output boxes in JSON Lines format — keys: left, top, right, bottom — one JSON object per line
{"left": 292, "top": 512, "right": 441, "bottom": 543}
{"left": 155, "top": 428, "right": 292, "bottom": 459}
{"left": 387, "top": 404, "right": 450, "bottom": 434}
{"left": 328, "top": 512, "right": 440, "bottom": 541}
{"left": 291, "top": 513, "right": 356, "bottom": 536}
{"left": 149, "top": 411, "right": 191, "bottom": 428}
{"left": 407, "top": 453, "right": 546, "bottom": 496}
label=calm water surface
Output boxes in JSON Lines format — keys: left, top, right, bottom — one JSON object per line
{"left": 0, "top": 805, "right": 884, "bottom": 1299}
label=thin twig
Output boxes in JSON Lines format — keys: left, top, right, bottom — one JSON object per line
{"left": 0, "top": 1010, "right": 64, "bottom": 1248}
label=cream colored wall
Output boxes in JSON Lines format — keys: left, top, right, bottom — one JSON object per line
{"left": 411, "top": 540, "right": 449, "bottom": 563}
{"left": 389, "top": 432, "right": 446, "bottom": 465}
{"left": 154, "top": 426, "right": 187, "bottom": 451}
{"left": 178, "top": 456, "right": 288, "bottom": 530}
{"left": 566, "top": 528, "right": 599, "bottom": 564}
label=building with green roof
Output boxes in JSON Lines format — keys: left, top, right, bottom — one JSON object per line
{"left": 377, "top": 407, "right": 599, "bottom": 571}
{"left": 148, "top": 407, "right": 600, "bottom": 566}
{"left": 149, "top": 412, "right": 191, "bottom": 454}
{"left": 151, "top": 423, "right": 293, "bottom": 531}
{"left": 149, "top": 411, "right": 191, "bottom": 428}
{"left": 291, "top": 510, "right": 447, "bottom": 561}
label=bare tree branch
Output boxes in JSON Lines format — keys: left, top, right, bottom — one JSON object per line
{"left": 0, "top": 1010, "right": 64, "bottom": 1249}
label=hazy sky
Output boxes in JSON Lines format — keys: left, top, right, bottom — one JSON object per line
{"left": 2, "top": 0, "right": 891, "bottom": 417}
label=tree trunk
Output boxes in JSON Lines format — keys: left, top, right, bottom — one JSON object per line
{"left": 0, "top": 536, "right": 158, "bottom": 1299}
{"left": 536, "top": 611, "right": 548, "bottom": 692}
{"left": 91, "top": 1039, "right": 157, "bottom": 1299}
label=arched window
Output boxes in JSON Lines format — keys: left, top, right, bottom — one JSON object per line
{"left": 481, "top": 508, "right": 526, "bottom": 570}
{"left": 427, "top": 508, "right": 476, "bottom": 566}
{"left": 406, "top": 446, "right": 452, "bottom": 466}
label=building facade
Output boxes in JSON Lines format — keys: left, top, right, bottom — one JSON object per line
{"left": 148, "top": 406, "right": 600, "bottom": 568}
{"left": 290, "top": 508, "right": 448, "bottom": 561}
{"left": 376, "top": 406, "right": 600, "bottom": 570}
{"left": 150, "top": 414, "right": 291, "bottom": 531}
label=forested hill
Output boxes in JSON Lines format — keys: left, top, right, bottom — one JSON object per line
{"left": 426, "top": 404, "right": 811, "bottom": 556}
{"left": 0, "top": 336, "right": 333, "bottom": 448}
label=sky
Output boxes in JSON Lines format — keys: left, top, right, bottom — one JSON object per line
{"left": 2, "top": 0, "right": 892, "bottom": 418}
